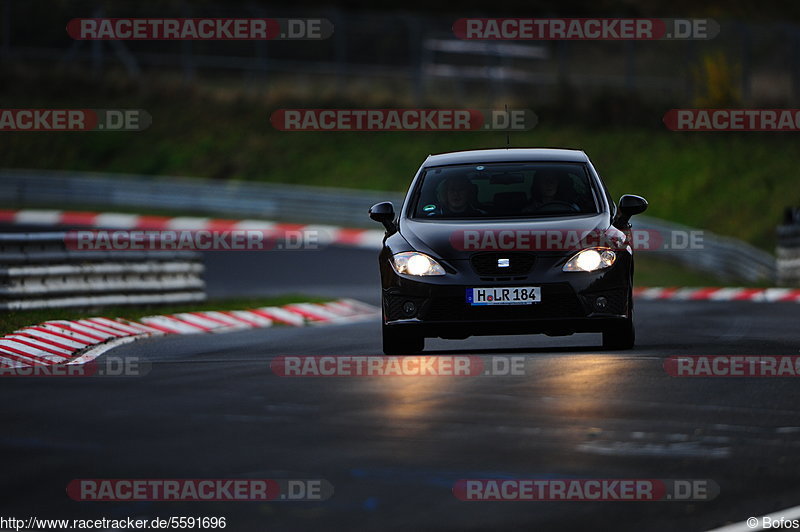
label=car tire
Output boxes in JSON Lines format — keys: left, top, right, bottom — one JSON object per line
{"left": 602, "top": 318, "right": 635, "bottom": 350}
{"left": 382, "top": 324, "right": 424, "bottom": 355}
{"left": 602, "top": 284, "right": 635, "bottom": 350}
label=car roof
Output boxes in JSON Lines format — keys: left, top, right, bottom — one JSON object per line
{"left": 423, "top": 148, "right": 589, "bottom": 166}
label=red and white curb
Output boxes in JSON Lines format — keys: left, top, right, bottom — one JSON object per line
{"left": 0, "top": 208, "right": 384, "bottom": 249}
{"left": 634, "top": 286, "right": 800, "bottom": 302}
{"left": 0, "top": 298, "right": 379, "bottom": 368}
{"left": 3, "top": 209, "right": 799, "bottom": 303}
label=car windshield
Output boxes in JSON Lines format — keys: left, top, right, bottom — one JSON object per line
{"left": 411, "top": 162, "right": 600, "bottom": 219}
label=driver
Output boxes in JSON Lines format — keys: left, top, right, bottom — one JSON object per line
{"left": 431, "top": 176, "right": 485, "bottom": 217}
{"left": 523, "top": 170, "right": 580, "bottom": 213}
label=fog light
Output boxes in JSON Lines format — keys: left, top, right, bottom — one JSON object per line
{"left": 595, "top": 296, "right": 608, "bottom": 311}
{"left": 402, "top": 301, "right": 417, "bottom": 316}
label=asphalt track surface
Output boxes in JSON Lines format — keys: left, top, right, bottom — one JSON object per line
{"left": 3, "top": 243, "right": 800, "bottom": 531}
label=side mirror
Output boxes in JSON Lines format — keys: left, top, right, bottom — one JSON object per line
{"left": 369, "top": 201, "right": 397, "bottom": 234}
{"left": 613, "top": 194, "right": 648, "bottom": 229}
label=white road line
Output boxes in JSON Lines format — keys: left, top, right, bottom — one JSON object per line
{"left": 706, "top": 504, "right": 800, "bottom": 531}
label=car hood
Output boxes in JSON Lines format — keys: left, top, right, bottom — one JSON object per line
{"left": 400, "top": 213, "right": 619, "bottom": 260}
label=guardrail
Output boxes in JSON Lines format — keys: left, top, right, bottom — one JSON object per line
{"left": 777, "top": 207, "right": 800, "bottom": 287}
{"left": 0, "top": 232, "right": 205, "bottom": 310}
{"left": 0, "top": 168, "right": 778, "bottom": 283}
{"left": 0, "top": 169, "right": 395, "bottom": 228}
{"left": 633, "top": 217, "right": 777, "bottom": 284}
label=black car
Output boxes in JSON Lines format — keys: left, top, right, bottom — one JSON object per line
{"left": 369, "top": 148, "right": 648, "bottom": 355}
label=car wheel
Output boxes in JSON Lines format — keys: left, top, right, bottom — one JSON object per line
{"left": 382, "top": 324, "right": 424, "bottom": 355}
{"left": 602, "top": 318, "right": 635, "bottom": 350}
{"left": 602, "top": 283, "right": 635, "bottom": 350}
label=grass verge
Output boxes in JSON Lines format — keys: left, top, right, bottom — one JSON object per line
{"left": 2, "top": 81, "right": 798, "bottom": 251}
{"left": 632, "top": 254, "right": 773, "bottom": 288}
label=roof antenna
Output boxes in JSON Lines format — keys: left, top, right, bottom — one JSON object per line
{"left": 505, "top": 103, "right": 511, "bottom": 149}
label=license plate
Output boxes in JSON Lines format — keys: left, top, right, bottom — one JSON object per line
{"left": 466, "top": 286, "right": 541, "bottom": 306}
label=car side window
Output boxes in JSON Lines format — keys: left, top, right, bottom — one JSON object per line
{"left": 598, "top": 175, "right": 615, "bottom": 215}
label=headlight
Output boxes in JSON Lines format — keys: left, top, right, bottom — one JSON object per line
{"left": 563, "top": 248, "right": 616, "bottom": 272}
{"left": 391, "top": 252, "right": 445, "bottom": 276}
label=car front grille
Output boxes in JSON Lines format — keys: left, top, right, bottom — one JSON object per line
{"left": 470, "top": 252, "right": 536, "bottom": 276}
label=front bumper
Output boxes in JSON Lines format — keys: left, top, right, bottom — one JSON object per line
{"left": 381, "top": 254, "right": 632, "bottom": 339}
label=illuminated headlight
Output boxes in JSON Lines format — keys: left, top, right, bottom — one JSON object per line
{"left": 563, "top": 248, "right": 616, "bottom": 272}
{"left": 391, "top": 252, "right": 445, "bottom": 276}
